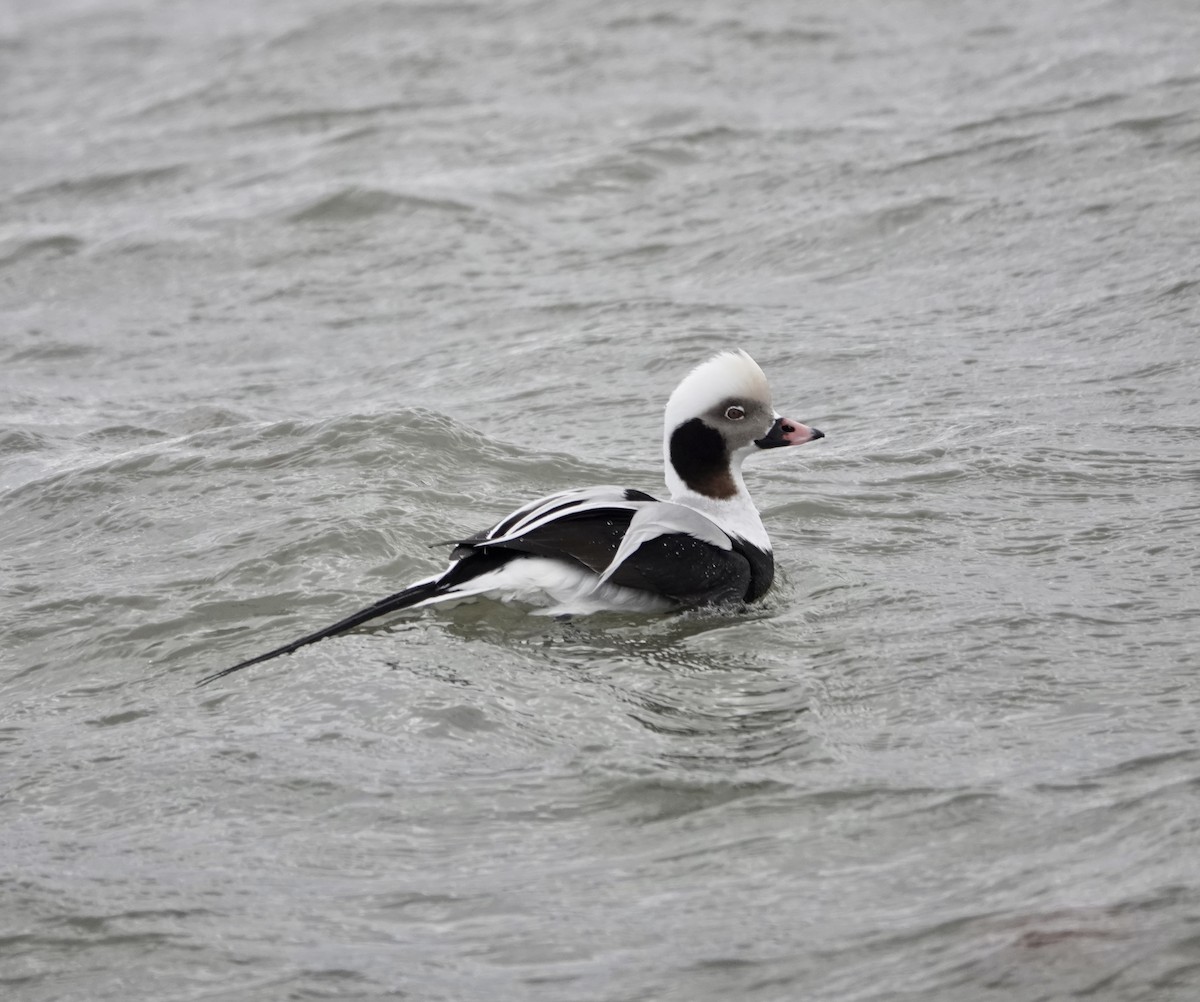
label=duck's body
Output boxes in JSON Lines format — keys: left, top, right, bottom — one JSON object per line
{"left": 198, "top": 351, "right": 823, "bottom": 685}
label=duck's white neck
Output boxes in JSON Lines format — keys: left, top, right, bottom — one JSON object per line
{"left": 663, "top": 443, "right": 771, "bottom": 551}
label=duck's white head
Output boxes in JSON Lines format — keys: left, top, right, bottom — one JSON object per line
{"left": 662, "top": 350, "right": 823, "bottom": 506}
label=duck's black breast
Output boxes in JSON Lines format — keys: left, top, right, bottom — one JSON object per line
{"left": 731, "top": 537, "right": 774, "bottom": 603}
{"left": 605, "top": 533, "right": 775, "bottom": 607}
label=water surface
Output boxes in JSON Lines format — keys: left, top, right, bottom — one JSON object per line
{"left": 3, "top": 1, "right": 1199, "bottom": 999}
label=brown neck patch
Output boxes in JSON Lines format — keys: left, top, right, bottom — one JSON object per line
{"left": 688, "top": 468, "right": 738, "bottom": 499}
{"left": 669, "top": 418, "right": 736, "bottom": 500}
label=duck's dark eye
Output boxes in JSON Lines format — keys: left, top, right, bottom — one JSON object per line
{"left": 724, "top": 405, "right": 746, "bottom": 421}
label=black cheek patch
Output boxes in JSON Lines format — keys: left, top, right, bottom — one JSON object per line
{"left": 669, "top": 418, "right": 735, "bottom": 499}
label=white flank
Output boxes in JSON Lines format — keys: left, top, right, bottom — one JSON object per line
{"left": 417, "top": 557, "right": 675, "bottom": 616}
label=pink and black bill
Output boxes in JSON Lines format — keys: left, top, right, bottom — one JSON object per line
{"left": 755, "top": 417, "right": 824, "bottom": 449}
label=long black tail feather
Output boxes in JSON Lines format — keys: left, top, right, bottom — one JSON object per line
{"left": 196, "top": 578, "right": 444, "bottom": 686}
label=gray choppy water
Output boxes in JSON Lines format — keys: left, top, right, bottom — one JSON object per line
{"left": 3, "top": 1, "right": 1200, "bottom": 999}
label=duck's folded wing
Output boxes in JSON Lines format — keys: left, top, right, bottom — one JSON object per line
{"left": 598, "top": 502, "right": 731, "bottom": 584}
{"left": 455, "top": 487, "right": 649, "bottom": 575}
{"left": 476, "top": 485, "right": 656, "bottom": 543}
{"left": 458, "top": 493, "right": 749, "bottom": 606}
{"left": 593, "top": 502, "right": 749, "bottom": 605}
{"left": 603, "top": 532, "right": 751, "bottom": 606}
